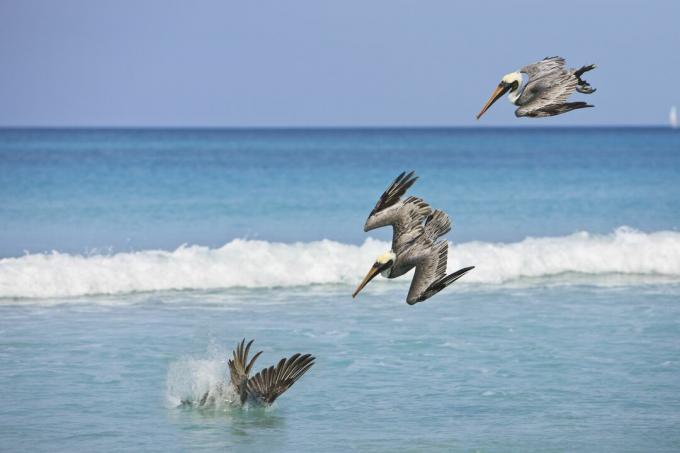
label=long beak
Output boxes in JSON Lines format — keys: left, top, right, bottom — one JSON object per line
{"left": 476, "top": 84, "right": 511, "bottom": 120}
{"left": 352, "top": 263, "right": 382, "bottom": 298}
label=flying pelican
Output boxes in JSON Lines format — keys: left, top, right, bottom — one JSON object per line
{"left": 188, "top": 339, "right": 315, "bottom": 408}
{"left": 476, "top": 56, "right": 596, "bottom": 119}
{"left": 352, "top": 171, "right": 474, "bottom": 305}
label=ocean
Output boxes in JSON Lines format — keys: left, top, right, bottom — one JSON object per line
{"left": 1, "top": 127, "right": 679, "bottom": 452}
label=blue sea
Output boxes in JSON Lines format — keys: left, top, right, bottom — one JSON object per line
{"left": 1, "top": 127, "right": 680, "bottom": 452}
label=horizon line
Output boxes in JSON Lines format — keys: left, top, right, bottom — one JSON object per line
{"left": 0, "top": 124, "right": 676, "bottom": 131}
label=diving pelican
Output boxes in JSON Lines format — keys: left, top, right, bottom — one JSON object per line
{"left": 352, "top": 171, "right": 474, "bottom": 305}
{"left": 477, "top": 56, "right": 596, "bottom": 119}
{"left": 188, "top": 339, "right": 315, "bottom": 408}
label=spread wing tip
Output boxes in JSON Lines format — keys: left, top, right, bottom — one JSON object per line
{"left": 247, "top": 352, "right": 316, "bottom": 405}
{"left": 370, "top": 170, "right": 418, "bottom": 216}
{"left": 229, "top": 338, "right": 262, "bottom": 385}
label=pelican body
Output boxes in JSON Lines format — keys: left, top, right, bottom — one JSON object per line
{"left": 477, "top": 56, "right": 596, "bottom": 119}
{"left": 352, "top": 172, "right": 474, "bottom": 305}
{"left": 190, "top": 339, "right": 315, "bottom": 408}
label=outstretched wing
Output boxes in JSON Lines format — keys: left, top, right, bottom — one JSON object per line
{"left": 247, "top": 353, "right": 315, "bottom": 405}
{"left": 228, "top": 339, "right": 262, "bottom": 403}
{"left": 364, "top": 172, "right": 432, "bottom": 254}
{"left": 367, "top": 171, "right": 418, "bottom": 219}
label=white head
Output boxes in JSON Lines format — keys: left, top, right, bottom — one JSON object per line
{"left": 376, "top": 251, "right": 397, "bottom": 277}
{"left": 501, "top": 72, "right": 523, "bottom": 103}
{"left": 352, "top": 250, "right": 396, "bottom": 298}
{"left": 476, "top": 71, "right": 524, "bottom": 119}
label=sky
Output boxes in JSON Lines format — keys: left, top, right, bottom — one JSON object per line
{"left": 0, "top": 0, "right": 678, "bottom": 127}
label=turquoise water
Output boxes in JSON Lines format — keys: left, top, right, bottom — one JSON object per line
{"left": 1, "top": 128, "right": 679, "bottom": 256}
{"left": 1, "top": 128, "right": 680, "bottom": 452}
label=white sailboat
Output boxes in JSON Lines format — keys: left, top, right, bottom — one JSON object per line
{"left": 671, "top": 106, "right": 678, "bottom": 129}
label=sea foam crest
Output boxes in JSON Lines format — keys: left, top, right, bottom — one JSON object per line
{"left": 1, "top": 227, "right": 679, "bottom": 299}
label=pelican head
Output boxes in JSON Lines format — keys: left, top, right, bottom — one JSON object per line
{"left": 476, "top": 71, "right": 523, "bottom": 119}
{"left": 352, "top": 251, "right": 396, "bottom": 298}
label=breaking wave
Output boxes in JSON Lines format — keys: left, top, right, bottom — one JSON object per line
{"left": 1, "top": 227, "right": 679, "bottom": 299}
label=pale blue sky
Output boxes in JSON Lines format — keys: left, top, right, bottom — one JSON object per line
{"left": 0, "top": 0, "right": 678, "bottom": 127}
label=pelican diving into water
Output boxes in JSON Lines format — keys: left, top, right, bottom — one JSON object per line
{"left": 187, "top": 339, "right": 315, "bottom": 408}
{"left": 476, "top": 56, "right": 596, "bottom": 118}
{"left": 352, "top": 172, "right": 474, "bottom": 305}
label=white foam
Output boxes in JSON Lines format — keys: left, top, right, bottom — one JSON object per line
{"left": 450, "top": 226, "right": 680, "bottom": 284}
{"left": 1, "top": 227, "right": 679, "bottom": 299}
{"left": 165, "top": 357, "right": 232, "bottom": 409}
{"left": 165, "top": 341, "right": 236, "bottom": 409}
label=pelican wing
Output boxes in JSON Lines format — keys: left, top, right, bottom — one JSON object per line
{"left": 367, "top": 171, "right": 418, "bottom": 219}
{"left": 517, "top": 56, "right": 592, "bottom": 116}
{"left": 364, "top": 172, "right": 432, "bottom": 253}
{"left": 520, "top": 56, "right": 566, "bottom": 79}
{"left": 516, "top": 73, "right": 580, "bottom": 117}
{"left": 247, "top": 353, "right": 315, "bottom": 405}
{"left": 391, "top": 196, "right": 434, "bottom": 252}
{"left": 405, "top": 241, "right": 449, "bottom": 304}
{"left": 423, "top": 209, "right": 451, "bottom": 243}
{"left": 228, "top": 339, "right": 263, "bottom": 403}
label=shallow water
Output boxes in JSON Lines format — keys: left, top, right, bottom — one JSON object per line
{"left": 1, "top": 284, "right": 679, "bottom": 452}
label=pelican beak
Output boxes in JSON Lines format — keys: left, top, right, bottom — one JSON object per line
{"left": 476, "top": 83, "right": 511, "bottom": 119}
{"left": 352, "top": 262, "right": 382, "bottom": 298}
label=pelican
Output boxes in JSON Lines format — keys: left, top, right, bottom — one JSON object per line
{"left": 352, "top": 171, "right": 474, "bottom": 305}
{"left": 476, "top": 56, "right": 596, "bottom": 119}
{"left": 188, "top": 339, "right": 315, "bottom": 408}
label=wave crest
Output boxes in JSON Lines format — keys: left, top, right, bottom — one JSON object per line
{"left": 1, "top": 227, "right": 679, "bottom": 299}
